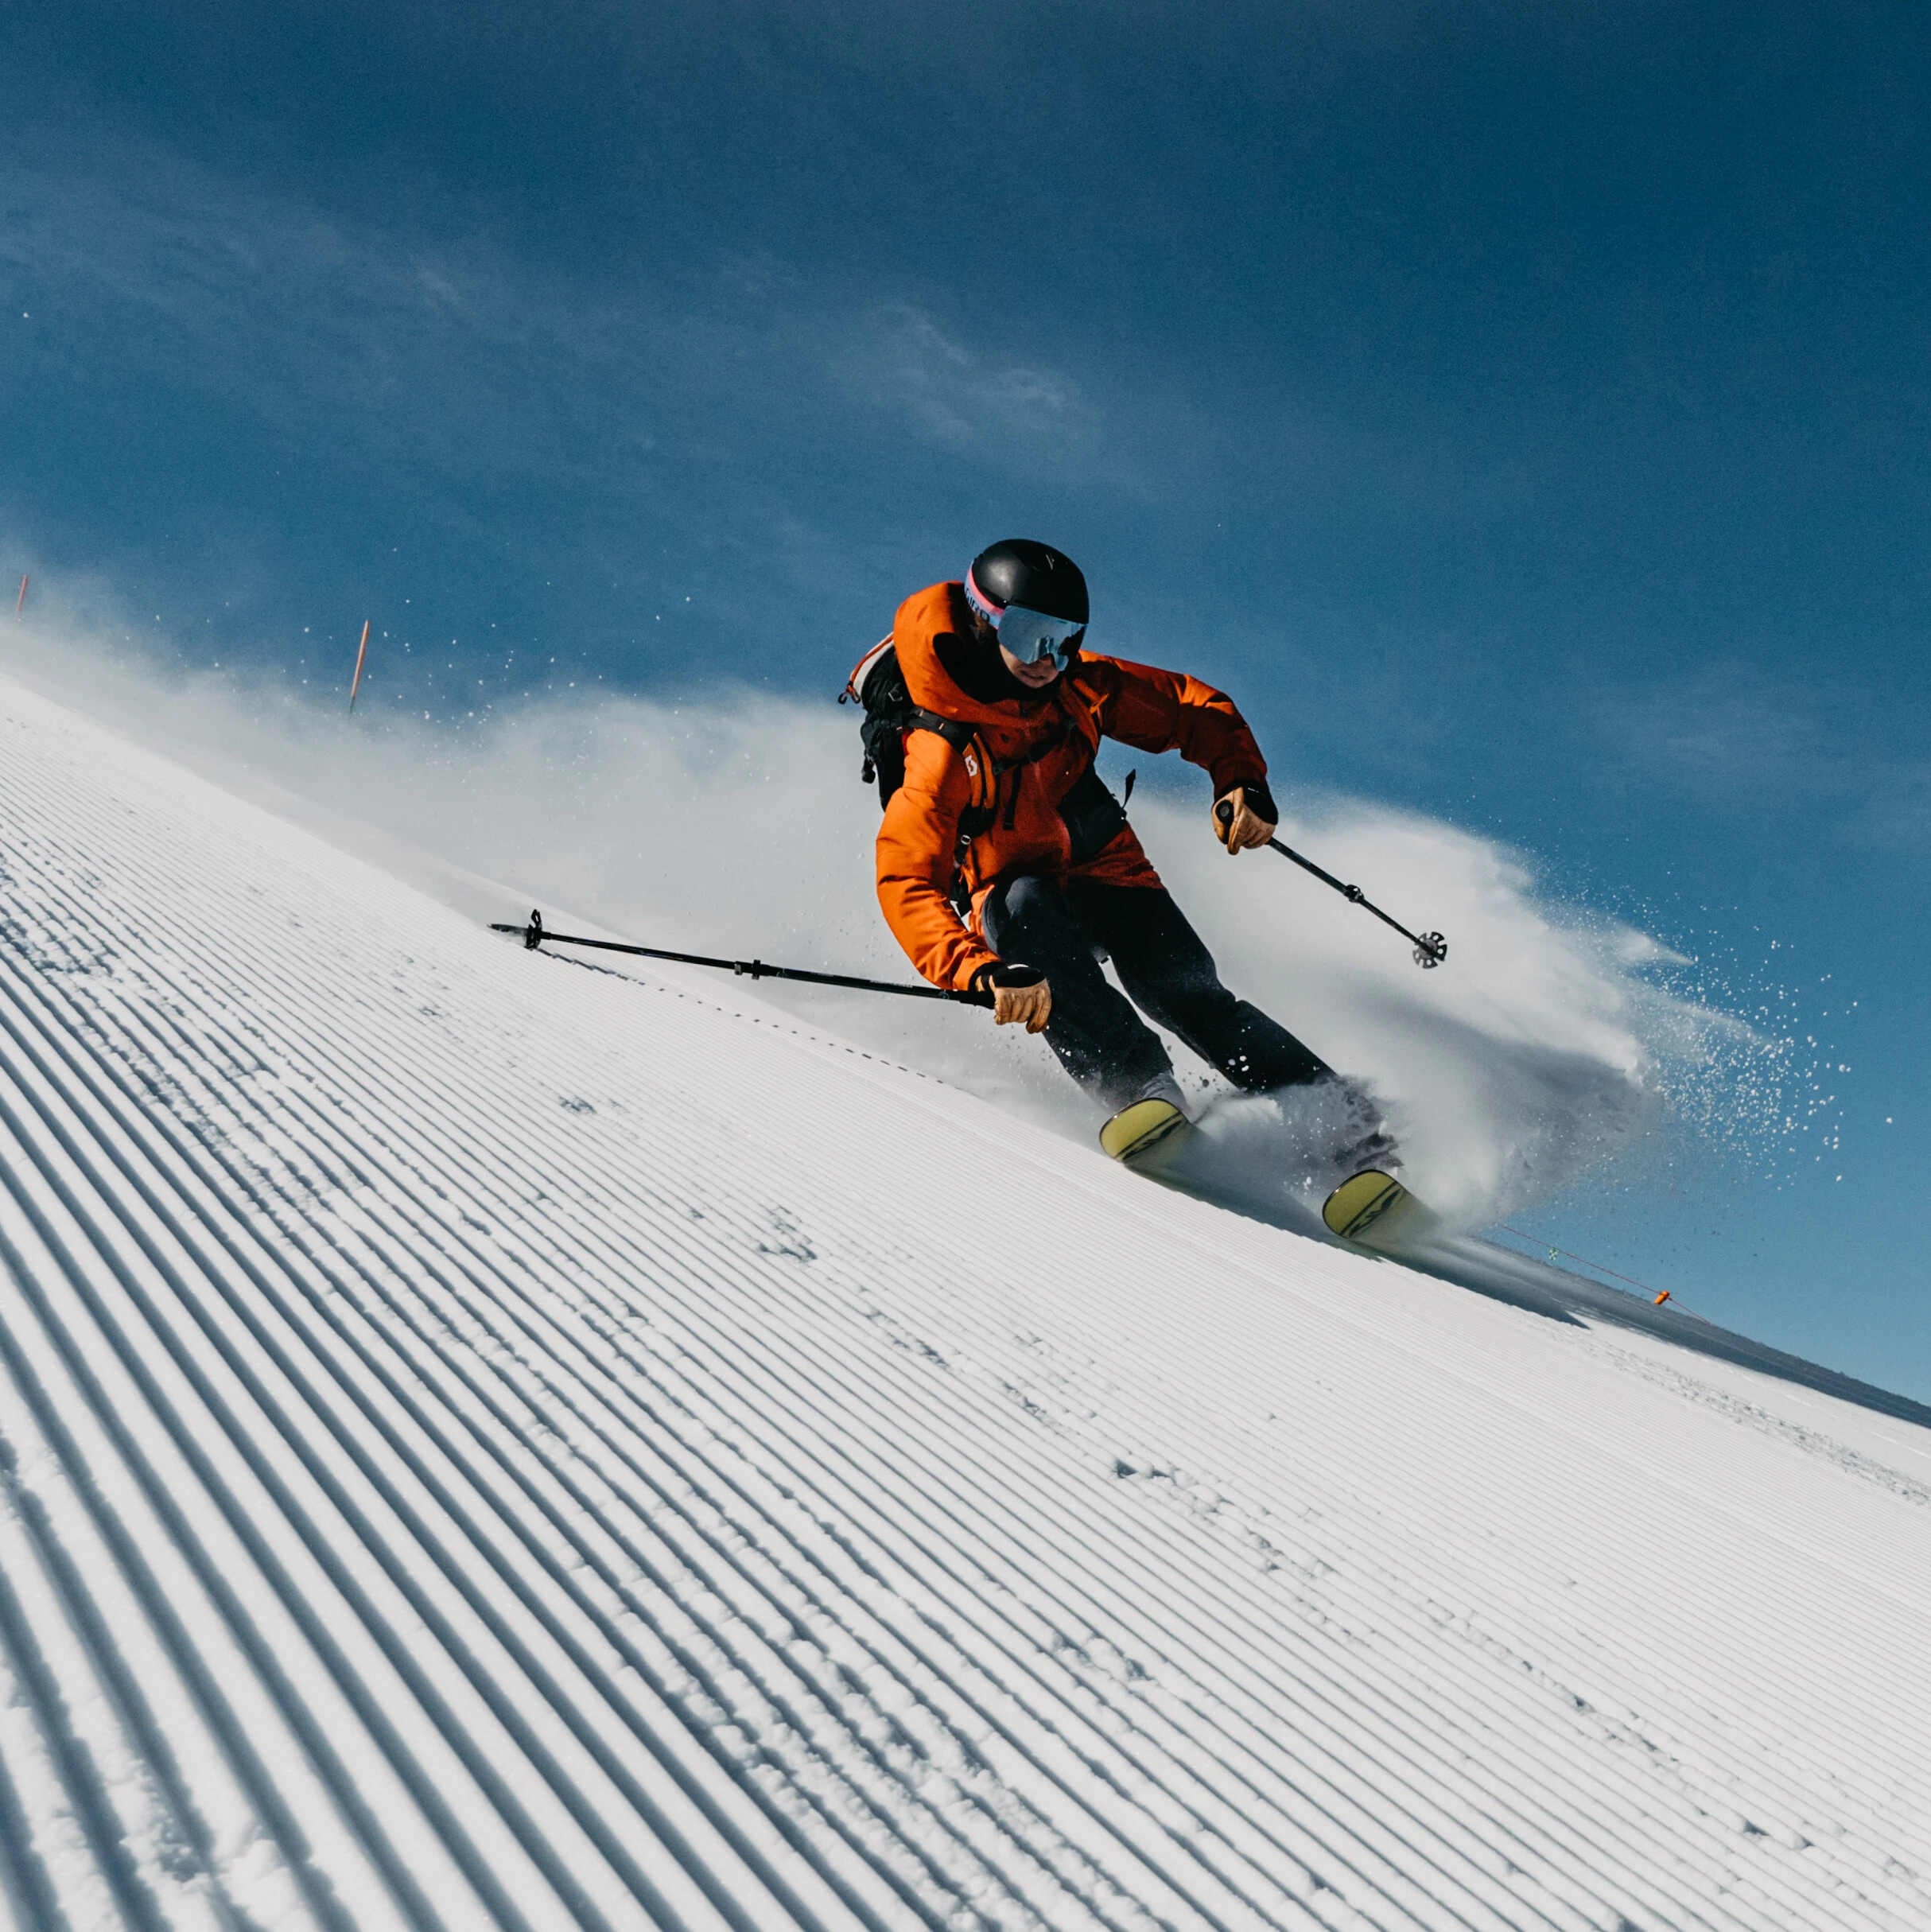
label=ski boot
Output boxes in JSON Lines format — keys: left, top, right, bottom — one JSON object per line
{"left": 1098, "top": 1073, "right": 1192, "bottom": 1163}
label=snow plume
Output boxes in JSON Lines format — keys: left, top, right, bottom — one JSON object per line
{"left": 1136, "top": 802, "right": 1765, "bottom": 1225}
{"left": 0, "top": 613, "right": 1788, "bottom": 1230}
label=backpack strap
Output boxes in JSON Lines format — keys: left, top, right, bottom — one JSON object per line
{"left": 845, "top": 642, "right": 1002, "bottom": 914}
{"left": 844, "top": 643, "right": 993, "bottom": 806}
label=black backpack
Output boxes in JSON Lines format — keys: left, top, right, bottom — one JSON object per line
{"left": 841, "top": 639, "right": 985, "bottom": 805}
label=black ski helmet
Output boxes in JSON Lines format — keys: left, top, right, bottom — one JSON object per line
{"left": 965, "top": 538, "right": 1090, "bottom": 628}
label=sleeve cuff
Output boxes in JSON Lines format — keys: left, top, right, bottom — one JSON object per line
{"left": 1224, "top": 775, "right": 1276, "bottom": 822}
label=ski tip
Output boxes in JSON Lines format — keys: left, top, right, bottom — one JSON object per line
{"left": 1099, "top": 1097, "right": 1190, "bottom": 1164}
{"left": 1322, "top": 1168, "right": 1409, "bottom": 1242}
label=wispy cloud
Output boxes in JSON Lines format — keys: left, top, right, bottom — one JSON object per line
{"left": 856, "top": 301, "right": 1090, "bottom": 461}
{"left": 1, "top": 142, "right": 1134, "bottom": 632}
{"left": 3, "top": 150, "right": 1105, "bottom": 469}
{"left": 1591, "top": 659, "right": 1931, "bottom": 873}
{"left": 1849, "top": 761, "right": 1931, "bottom": 856}
{"left": 1607, "top": 671, "right": 1820, "bottom": 788}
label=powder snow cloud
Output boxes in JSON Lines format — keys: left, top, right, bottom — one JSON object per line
{"left": 0, "top": 607, "right": 1808, "bottom": 1232}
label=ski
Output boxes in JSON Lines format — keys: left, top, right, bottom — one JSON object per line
{"left": 1321, "top": 1168, "right": 1421, "bottom": 1247}
{"left": 1100, "top": 1102, "right": 1428, "bottom": 1254}
{"left": 1098, "top": 1097, "right": 1191, "bottom": 1162}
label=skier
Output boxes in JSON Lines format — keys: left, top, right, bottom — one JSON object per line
{"left": 847, "top": 538, "right": 1390, "bottom": 1166}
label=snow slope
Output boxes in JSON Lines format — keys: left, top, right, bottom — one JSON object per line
{"left": 0, "top": 670, "right": 1926, "bottom": 1932}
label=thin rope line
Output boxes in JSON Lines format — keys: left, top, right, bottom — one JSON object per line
{"left": 1496, "top": 1228, "right": 1672, "bottom": 1304}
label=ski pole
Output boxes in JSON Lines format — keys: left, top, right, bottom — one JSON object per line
{"left": 1217, "top": 803, "right": 1447, "bottom": 969}
{"left": 490, "top": 909, "right": 996, "bottom": 1006}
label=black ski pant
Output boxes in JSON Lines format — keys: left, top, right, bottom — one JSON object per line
{"left": 981, "top": 874, "right": 1332, "bottom": 1114}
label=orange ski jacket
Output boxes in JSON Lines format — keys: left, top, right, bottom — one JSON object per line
{"left": 871, "top": 580, "right": 1269, "bottom": 992}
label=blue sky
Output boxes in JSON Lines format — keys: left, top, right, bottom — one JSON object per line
{"left": 4, "top": 2, "right": 1928, "bottom": 1393}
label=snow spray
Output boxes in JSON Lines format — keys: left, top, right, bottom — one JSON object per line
{"left": 0, "top": 614, "right": 1823, "bottom": 1238}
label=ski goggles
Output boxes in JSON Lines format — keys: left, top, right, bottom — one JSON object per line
{"left": 965, "top": 569, "right": 1087, "bottom": 665}
{"left": 995, "top": 604, "right": 1087, "bottom": 666}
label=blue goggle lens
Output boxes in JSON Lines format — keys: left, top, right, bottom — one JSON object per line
{"left": 997, "top": 604, "right": 1086, "bottom": 665}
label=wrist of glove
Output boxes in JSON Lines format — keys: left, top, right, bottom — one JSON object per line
{"left": 971, "top": 961, "right": 1046, "bottom": 990}
{"left": 1214, "top": 777, "right": 1279, "bottom": 853}
{"left": 971, "top": 959, "right": 1053, "bottom": 1032}
{"left": 1229, "top": 777, "right": 1276, "bottom": 824}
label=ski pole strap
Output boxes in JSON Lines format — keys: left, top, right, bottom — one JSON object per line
{"left": 490, "top": 909, "right": 997, "bottom": 1006}
{"left": 1217, "top": 803, "right": 1446, "bottom": 968}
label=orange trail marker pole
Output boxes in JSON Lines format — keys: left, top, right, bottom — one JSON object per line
{"left": 14, "top": 574, "right": 25, "bottom": 616}
{"left": 348, "top": 619, "right": 371, "bottom": 711}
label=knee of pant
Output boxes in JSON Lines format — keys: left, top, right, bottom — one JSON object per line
{"left": 988, "top": 874, "right": 1067, "bottom": 946}
{"left": 1156, "top": 974, "right": 1240, "bottom": 1033}
{"left": 1000, "top": 874, "right": 1059, "bottom": 918}
{"left": 1233, "top": 1005, "right": 1332, "bottom": 1088}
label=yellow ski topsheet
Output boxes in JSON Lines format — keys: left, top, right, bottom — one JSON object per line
{"left": 1322, "top": 1168, "right": 1412, "bottom": 1243}
{"left": 1098, "top": 1097, "right": 1191, "bottom": 1163}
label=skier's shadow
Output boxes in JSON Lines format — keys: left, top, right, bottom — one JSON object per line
{"left": 1421, "top": 1232, "right": 1931, "bottom": 1430}
{"left": 1152, "top": 1127, "right": 1931, "bottom": 1432}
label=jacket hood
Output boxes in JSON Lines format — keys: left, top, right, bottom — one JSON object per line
{"left": 893, "top": 581, "right": 1064, "bottom": 729}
